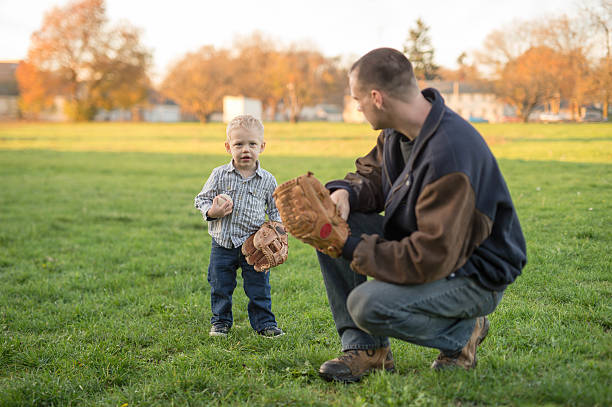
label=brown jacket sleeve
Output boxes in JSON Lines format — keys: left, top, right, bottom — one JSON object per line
{"left": 350, "top": 172, "right": 493, "bottom": 284}
{"left": 343, "top": 131, "right": 386, "bottom": 213}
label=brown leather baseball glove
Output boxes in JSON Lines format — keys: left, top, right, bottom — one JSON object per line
{"left": 273, "top": 172, "right": 349, "bottom": 258}
{"left": 242, "top": 221, "right": 288, "bottom": 272}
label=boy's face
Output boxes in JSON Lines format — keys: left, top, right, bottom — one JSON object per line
{"left": 225, "top": 128, "right": 266, "bottom": 172}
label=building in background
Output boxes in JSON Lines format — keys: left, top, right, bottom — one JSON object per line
{"left": 424, "top": 81, "right": 514, "bottom": 123}
{"left": 300, "top": 103, "right": 343, "bottom": 122}
{"left": 223, "top": 96, "right": 262, "bottom": 122}
{"left": 0, "top": 61, "right": 20, "bottom": 120}
{"left": 94, "top": 90, "right": 181, "bottom": 122}
{"left": 342, "top": 81, "right": 515, "bottom": 124}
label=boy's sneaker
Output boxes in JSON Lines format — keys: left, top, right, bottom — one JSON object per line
{"left": 258, "top": 326, "right": 285, "bottom": 338}
{"left": 209, "top": 323, "right": 230, "bottom": 337}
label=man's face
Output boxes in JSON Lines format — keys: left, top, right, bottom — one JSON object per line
{"left": 225, "top": 128, "right": 265, "bottom": 172}
{"left": 349, "top": 71, "right": 383, "bottom": 130}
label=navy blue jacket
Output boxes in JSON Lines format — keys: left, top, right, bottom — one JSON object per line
{"left": 327, "top": 88, "right": 526, "bottom": 291}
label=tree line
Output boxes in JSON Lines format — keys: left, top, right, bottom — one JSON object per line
{"left": 160, "top": 34, "right": 347, "bottom": 122}
{"left": 15, "top": 0, "right": 611, "bottom": 122}
{"left": 476, "top": 0, "right": 611, "bottom": 121}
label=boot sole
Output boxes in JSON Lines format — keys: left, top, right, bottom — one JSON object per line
{"left": 318, "top": 366, "right": 395, "bottom": 383}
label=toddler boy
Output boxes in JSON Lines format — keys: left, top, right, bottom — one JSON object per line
{"left": 194, "top": 115, "right": 284, "bottom": 338}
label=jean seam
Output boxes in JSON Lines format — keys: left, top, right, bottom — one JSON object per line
{"left": 343, "top": 344, "right": 379, "bottom": 351}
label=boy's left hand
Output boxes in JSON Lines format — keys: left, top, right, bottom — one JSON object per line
{"left": 207, "top": 194, "right": 233, "bottom": 219}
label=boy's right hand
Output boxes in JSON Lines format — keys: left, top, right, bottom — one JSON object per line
{"left": 207, "top": 194, "right": 233, "bottom": 219}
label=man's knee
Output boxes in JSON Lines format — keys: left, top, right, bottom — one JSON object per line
{"left": 346, "top": 282, "right": 382, "bottom": 332}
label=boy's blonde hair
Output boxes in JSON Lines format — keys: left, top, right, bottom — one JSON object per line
{"left": 226, "top": 115, "right": 264, "bottom": 141}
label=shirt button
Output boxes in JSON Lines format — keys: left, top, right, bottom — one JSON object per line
{"left": 450, "top": 273, "right": 456, "bottom": 278}
{"left": 405, "top": 179, "right": 411, "bottom": 187}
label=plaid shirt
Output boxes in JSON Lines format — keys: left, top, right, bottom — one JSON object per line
{"left": 194, "top": 160, "right": 281, "bottom": 249}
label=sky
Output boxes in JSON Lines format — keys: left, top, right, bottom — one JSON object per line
{"left": 1, "top": 0, "right": 580, "bottom": 81}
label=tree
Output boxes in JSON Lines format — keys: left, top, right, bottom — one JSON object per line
{"left": 283, "top": 48, "right": 331, "bottom": 122}
{"left": 497, "top": 46, "right": 564, "bottom": 122}
{"left": 438, "top": 52, "right": 484, "bottom": 84}
{"left": 402, "top": 18, "right": 439, "bottom": 80}
{"left": 581, "top": 0, "right": 612, "bottom": 119}
{"left": 16, "top": 0, "right": 151, "bottom": 121}
{"left": 474, "top": 19, "right": 538, "bottom": 76}
{"left": 160, "top": 46, "right": 235, "bottom": 122}
{"left": 231, "top": 33, "right": 288, "bottom": 120}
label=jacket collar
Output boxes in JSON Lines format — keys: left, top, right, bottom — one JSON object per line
{"left": 382, "top": 88, "right": 446, "bottom": 189}
{"left": 381, "top": 88, "right": 446, "bottom": 221}
{"left": 406, "top": 88, "right": 445, "bottom": 171}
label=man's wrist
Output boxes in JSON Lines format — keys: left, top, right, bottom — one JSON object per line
{"left": 341, "top": 235, "right": 361, "bottom": 261}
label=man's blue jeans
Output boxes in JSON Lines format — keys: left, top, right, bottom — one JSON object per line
{"left": 207, "top": 239, "right": 278, "bottom": 332}
{"left": 317, "top": 212, "right": 503, "bottom": 354}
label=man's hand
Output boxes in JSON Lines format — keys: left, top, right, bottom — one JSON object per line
{"left": 207, "top": 194, "right": 233, "bottom": 219}
{"left": 330, "top": 189, "right": 350, "bottom": 220}
{"left": 273, "top": 172, "right": 349, "bottom": 258}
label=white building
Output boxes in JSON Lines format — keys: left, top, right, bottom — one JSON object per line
{"left": 223, "top": 96, "right": 262, "bottom": 122}
{"left": 424, "top": 81, "right": 513, "bottom": 123}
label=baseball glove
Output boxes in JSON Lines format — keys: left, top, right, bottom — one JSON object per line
{"left": 242, "top": 221, "right": 288, "bottom": 272}
{"left": 273, "top": 172, "right": 349, "bottom": 258}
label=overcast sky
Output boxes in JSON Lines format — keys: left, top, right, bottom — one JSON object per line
{"left": 1, "top": 0, "right": 580, "bottom": 80}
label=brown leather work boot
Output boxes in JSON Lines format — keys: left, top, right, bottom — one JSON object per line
{"left": 318, "top": 346, "right": 395, "bottom": 383}
{"left": 431, "top": 316, "right": 490, "bottom": 370}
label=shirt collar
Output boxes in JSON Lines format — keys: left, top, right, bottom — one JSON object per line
{"left": 225, "top": 160, "right": 263, "bottom": 178}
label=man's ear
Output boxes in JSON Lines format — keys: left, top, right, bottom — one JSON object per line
{"left": 371, "top": 89, "right": 384, "bottom": 109}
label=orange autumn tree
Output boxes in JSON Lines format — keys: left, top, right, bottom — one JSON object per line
{"left": 497, "top": 46, "right": 564, "bottom": 122}
{"left": 161, "top": 46, "right": 236, "bottom": 123}
{"left": 17, "top": 0, "right": 150, "bottom": 121}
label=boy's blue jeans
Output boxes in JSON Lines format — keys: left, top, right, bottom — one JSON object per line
{"left": 317, "top": 212, "right": 503, "bottom": 354}
{"left": 207, "top": 238, "right": 278, "bottom": 332}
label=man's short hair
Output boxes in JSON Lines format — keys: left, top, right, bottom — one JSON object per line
{"left": 350, "top": 48, "right": 417, "bottom": 101}
{"left": 226, "top": 114, "right": 264, "bottom": 140}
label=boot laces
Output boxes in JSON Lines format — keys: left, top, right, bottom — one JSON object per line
{"left": 338, "top": 349, "right": 375, "bottom": 362}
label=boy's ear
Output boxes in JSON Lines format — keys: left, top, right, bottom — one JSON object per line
{"left": 225, "top": 141, "right": 231, "bottom": 153}
{"left": 259, "top": 140, "right": 266, "bottom": 152}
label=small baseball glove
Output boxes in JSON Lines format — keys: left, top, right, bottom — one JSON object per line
{"left": 273, "top": 172, "right": 349, "bottom": 258}
{"left": 242, "top": 221, "right": 288, "bottom": 272}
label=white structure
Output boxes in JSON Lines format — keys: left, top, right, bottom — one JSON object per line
{"left": 37, "top": 96, "right": 69, "bottom": 122}
{"left": 300, "top": 104, "right": 343, "bottom": 122}
{"left": 424, "top": 81, "right": 513, "bottom": 123}
{"left": 223, "top": 96, "right": 262, "bottom": 122}
{"left": 142, "top": 104, "right": 181, "bottom": 122}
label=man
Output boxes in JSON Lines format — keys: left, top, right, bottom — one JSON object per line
{"left": 316, "top": 48, "right": 527, "bottom": 383}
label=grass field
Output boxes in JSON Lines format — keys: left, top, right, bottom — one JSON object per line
{"left": 0, "top": 122, "right": 611, "bottom": 406}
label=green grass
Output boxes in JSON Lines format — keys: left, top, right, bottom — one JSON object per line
{"left": 0, "top": 122, "right": 610, "bottom": 162}
{"left": 0, "top": 123, "right": 611, "bottom": 406}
